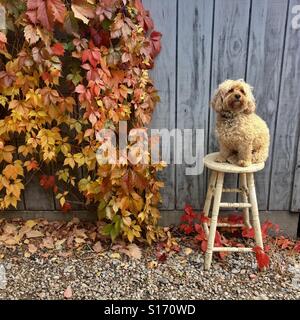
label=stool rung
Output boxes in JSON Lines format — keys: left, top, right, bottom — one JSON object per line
{"left": 222, "top": 188, "right": 242, "bottom": 193}
{"left": 212, "top": 247, "right": 253, "bottom": 253}
{"left": 216, "top": 223, "right": 245, "bottom": 228}
{"left": 219, "top": 202, "right": 251, "bottom": 208}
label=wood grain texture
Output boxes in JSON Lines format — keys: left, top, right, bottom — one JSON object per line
{"left": 292, "top": 135, "right": 300, "bottom": 212}
{"left": 176, "top": 0, "right": 214, "bottom": 210}
{"left": 270, "top": 0, "right": 300, "bottom": 211}
{"left": 246, "top": 0, "right": 289, "bottom": 210}
{"left": 23, "top": 165, "right": 55, "bottom": 211}
{"left": 209, "top": 0, "right": 251, "bottom": 203}
{"left": 143, "top": 0, "right": 177, "bottom": 209}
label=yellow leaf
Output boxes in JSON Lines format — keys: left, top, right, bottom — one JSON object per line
{"left": 110, "top": 252, "right": 121, "bottom": 259}
{"left": 25, "top": 220, "right": 37, "bottom": 229}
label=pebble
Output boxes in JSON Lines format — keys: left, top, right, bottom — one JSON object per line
{"left": 0, "top": 248, "right": 299, "bottom": 300}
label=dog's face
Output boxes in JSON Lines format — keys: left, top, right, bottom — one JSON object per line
{"left": 211, "top": 79, "right": 256, "bottom": 115}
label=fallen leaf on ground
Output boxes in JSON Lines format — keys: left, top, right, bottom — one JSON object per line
{"left": 26, "top": 230, "right": 44, "bottom": 238}
{"left": 3, "top": 223, "right": 17, "bottom": 235}
{"left": 64, "top": 286, "right": 73, "bottom": 299}
{"left": 110, "top": 252, "right": 121, "bottom": 259}
{"left": 28, "top": 243, "right": 38, "bottom": 254}
{"left": 93, "top": 241, "right": 103, "bottom": 253}
{"left": 25, "top": 220, "right": 38, "bottom": 229}
{"left": 126, "top": 244, "right": 142, "bottom": 259}
{"left": 42, "top": 237, "right": 54, "bottom": 249}
{"left": 184, "top": 247, "right": 193, "bottom": 255}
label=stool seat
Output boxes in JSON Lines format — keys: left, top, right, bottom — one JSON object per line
{"left": 204, "top": 152, "right": 265, "bottom": 173}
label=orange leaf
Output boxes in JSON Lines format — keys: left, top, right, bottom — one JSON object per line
{"left": 51, "top": 43, "right": 65, "bottom": 56}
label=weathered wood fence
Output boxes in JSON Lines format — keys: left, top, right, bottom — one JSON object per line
{"left": 145, "top": 0, "right": 300, "bottom": 236}
{"left": 5, "top": 0, "right": 300, "bottom": 236}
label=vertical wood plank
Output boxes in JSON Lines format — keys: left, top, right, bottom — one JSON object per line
{"left": 292, "top": 135, "right": 300, "bottom": 212}
{"left": 270, "top": 0, "right": 300, "bottom": 210}
{"left": 246, "top": 0, "right": 288, "bottom": 210}
{"left": 143, "top": 0, "right": 177, "bottom": 210}
{"left": 176, "top": 0, "right": 214, "bottom": 210}
{"left": 24, "top": 165, "right": 55, "bottom": 211}
{"left": 209, "top": 0, "right": 251, "bottom": 203}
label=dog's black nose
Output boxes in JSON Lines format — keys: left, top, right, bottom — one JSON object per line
{"left": 235, "top": 94, "right": 241, "bottom": 100}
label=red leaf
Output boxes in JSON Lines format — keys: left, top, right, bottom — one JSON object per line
{"left": 156, "top": 251, "right": 167, "bottom": 263}
{"left": 51, "top": 43, "right": 65, "bottom": 56}
{"left": 90, "top": 28, "right": 111, "bottom": 48}
{"left": 228, "top": 213, "right": 244, "bottom": 225}
{"left": 200, "top": 240, "right": 207, "bottom": 253}
{"left": 150, "top": 31, "right": 162, "bottom": 58}
{"left": 26, "top": 0, "right": 66, "bottom": 31}
{"left": 294, "top": 241, "right": 300, "bottom": 253}
{"left": 179, "top": 224, "right": 194, "bottom": 235}
{"left": 242, "top": 227, "right": 255, "bottom": 239}
{"left": 40, "top": 175, "right": 56, "bottom": 190}
{"left": 135, "top": 0, "right": 154, "bottom": 32}
{"left": 253, "top": 246, "right": 270, "bottom": 270}
{"left": 61, "top": 202, "right": 72, "bottom": 213}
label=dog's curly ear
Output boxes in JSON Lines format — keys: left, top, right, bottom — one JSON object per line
{"left": 244, "top": 83, "right": 256, "bottom": 114}
{"left": 211, "top": 88, "right": 223, "bottom": 113}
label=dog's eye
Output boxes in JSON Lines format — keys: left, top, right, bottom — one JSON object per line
{"left": 241, "top": 89, "right": 245, "bottom": 95}
{"left": 228, "top": 89, "right": 234, "bottom": 93}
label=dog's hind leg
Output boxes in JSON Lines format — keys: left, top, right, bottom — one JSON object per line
{"left": 252, "top": 146, "right": 268, "bottom": 164}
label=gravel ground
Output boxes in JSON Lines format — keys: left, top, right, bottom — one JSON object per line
{"left": 1, "top": 245, "right": 300, "bottom": 300}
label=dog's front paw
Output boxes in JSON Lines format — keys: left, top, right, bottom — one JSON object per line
{"left": 215, "top": 155, "right": 227, "bottom": 163}
{"left": 238, "top": 160, "right": 252, "bottom": 167}
{"left": 227, "top": 155, "right": 238, "bottom": 165}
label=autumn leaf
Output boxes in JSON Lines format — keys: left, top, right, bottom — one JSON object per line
{"left": 64, "top": 286, "right": 73, "bottom": 299}
{"left": 26, "top": 0, "right": 66, "bottom": 31}
{"left": 0, "top": 32, "right": 7, "bottom": 50}
{"left": 24, "top": 25, "right": 40, "bottom": 45}
{"left": 3, "top": 164, "right": 23, "bottom": 180}
{"left": 150, "top": 31, "right": 162, "bottom": 58}
{"left": 25, "top": 220, "right": 38, "bottom": 229}
{"left": 253, "top": 246, "right": 270, "bottom": 271}
{"left": 135, "top": 0, "right": 154, "bottom": 32}
{"left": 92, "top": 241, "right": 103, "bottom": 253}
{"left": 26, "top": 230, "right": 44, "bottom": 238}
{"left": 24, "top": 160, "right": 39, "bottom": 172}
{"left": 294, "top": 242, "right": 300, "bottom": 253}
{"left": 71, "top": 0, "right": 95, "bottom": 24}
{"left": 28, "top": 243, "right": 38, "bottom": 254}
{"left": 51, "top": 43, "right": 65, "bottom": 56}
{"left": 61, "top": 202, "right": 72, "bottom": 213}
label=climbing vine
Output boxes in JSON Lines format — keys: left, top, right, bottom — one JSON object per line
{"left": 0, "top": 0, "right": 165, "bottom": 243}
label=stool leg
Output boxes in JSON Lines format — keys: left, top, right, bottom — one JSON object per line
{"left": 247, "top": 173, "right": 264, "bottom": 249}
{"left": 240, "top": 173, "right": 251, "bottom": 228}
{"left": 205, "top": 172, "right": 224, "bottom": 270}
{"left": 203, "top": 170, "right": 217, "bottom": 236}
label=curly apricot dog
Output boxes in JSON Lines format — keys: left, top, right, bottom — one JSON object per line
{"left": 211, "top": 79, "right": 270, "bottom": 167}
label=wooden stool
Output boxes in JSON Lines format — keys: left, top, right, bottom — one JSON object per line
{"left": 203, "top": 152, "right": 265, "bottom": 270}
